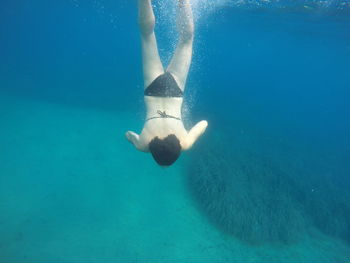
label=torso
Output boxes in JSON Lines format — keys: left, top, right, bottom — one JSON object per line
{"left": 145, "top": 96, "right": 182, "bottom": 120}
{"left": 139, "top": 96, "right": 188, "bottom": 150}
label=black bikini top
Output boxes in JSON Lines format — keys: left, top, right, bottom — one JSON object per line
{"left": 144, "top": 72, "right": 183, "bottom": 98}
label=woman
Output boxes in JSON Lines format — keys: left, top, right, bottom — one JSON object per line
{"left": 126, "top": 0, "right": 208, "bottom": 166}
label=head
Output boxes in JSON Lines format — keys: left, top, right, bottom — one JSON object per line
{"left": 149, "top": 134, "right": 182, "bottom": 166}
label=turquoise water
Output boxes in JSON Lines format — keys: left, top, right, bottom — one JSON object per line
{"left": 1, "top": 0, "right": 350, "bottom": 262}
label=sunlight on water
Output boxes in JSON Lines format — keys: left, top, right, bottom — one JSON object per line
{"left": 68, "top": 0, "right": 350, "bottom": 31}
{"left": 191, "top": 0, "right": 350, "bottom": 16}
{"left": 154, "top": 0, "right": 350, "bottom": 30}
{"left": 189, "top": 0, "right": 350, "bottom": 17}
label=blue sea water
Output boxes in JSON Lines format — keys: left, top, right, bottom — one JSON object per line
{"left": 1, "top": 0, "right": 350, "bottom": 262}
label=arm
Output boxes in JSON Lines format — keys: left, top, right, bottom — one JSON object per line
{"left": 183, "top": 120, "right": 208, "bottom": 150}
{"left": 126, "top": 131, "right": 146, "bottom": 151}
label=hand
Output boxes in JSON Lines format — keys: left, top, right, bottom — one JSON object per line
{"left": 125, "top": 131, "right": 139, "bottom": 144}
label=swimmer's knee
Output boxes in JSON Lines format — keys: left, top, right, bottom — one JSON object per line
{"left": 178, "top": 21, "right": 194, "bottom": 43}
{"left": 139, "top": 15, "right": 155, "bottom": 36}
{"left": 180, "top": 27, "right": 194, "bottom": 43}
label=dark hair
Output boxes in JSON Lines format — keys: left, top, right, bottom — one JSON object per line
{"left": 149, "top": 134, "right": 182, "bottom": 166}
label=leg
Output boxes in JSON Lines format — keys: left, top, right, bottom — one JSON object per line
{"left": 167, "top": 0, "right": 194, "bottom": 91}
{"left": 138, "top": 0, "right": 164, "bottom": 88}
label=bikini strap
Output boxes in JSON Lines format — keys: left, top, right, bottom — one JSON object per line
{"left": 146, "top": 110, "right": 181, "bottom": 121}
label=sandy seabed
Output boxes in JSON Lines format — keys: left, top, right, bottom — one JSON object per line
{"left": 0, "top": 93, "right": 349, "bottom": 263}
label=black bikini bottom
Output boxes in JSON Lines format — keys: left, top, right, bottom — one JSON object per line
{"left": 144, "top": 72, "right": 183, "bottom": 98}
